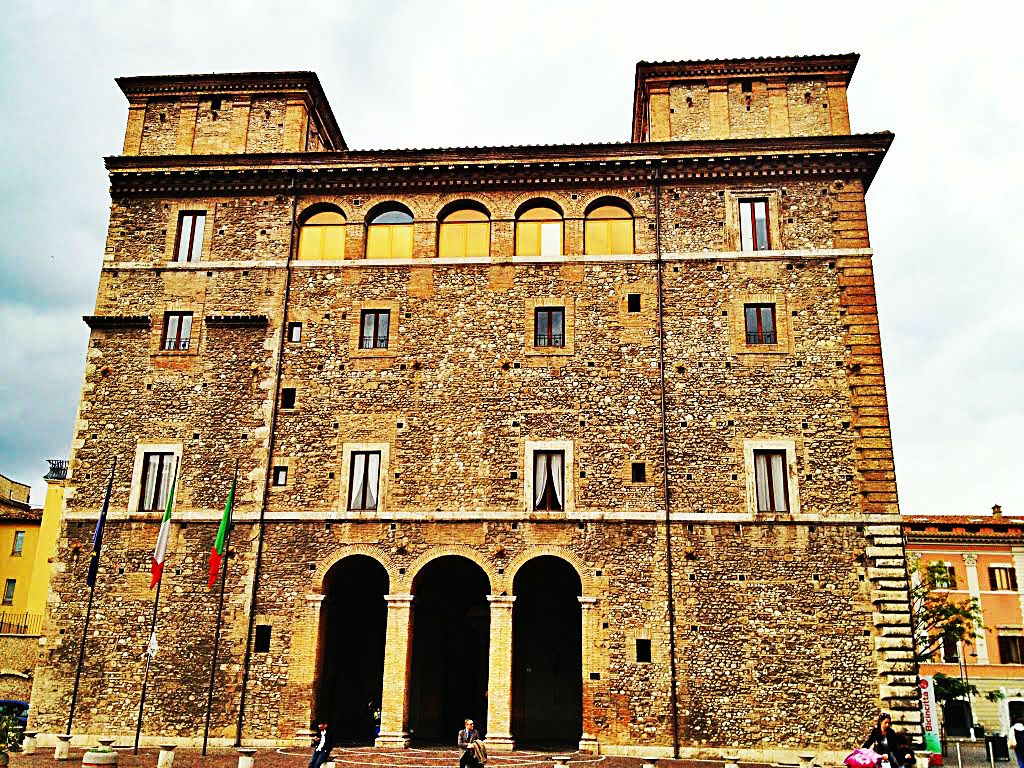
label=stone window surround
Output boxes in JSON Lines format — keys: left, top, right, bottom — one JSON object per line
{"left": 127, "top": 442, "right": 183, "bottom": 514}
{"left": 349, "top": 300, "right": 401, "bottom": 359}
{"left": 723, "top": 188, "right": 784, "bottom": 252}
{"left": 728, "top": 292, "right": 794, "bottom": 357}
{"left": 269, "top": 456, "right": 294, "bottom": 491}
{"left": 339, "top": 442, "right": 391, "bottom": 517}
{"left": 741, "top": 438, "right": 800, "bottom": 515}
{"left": 523, "top": 439, "right": 574, "bottom": 516}
{"left": 152, "top": 301, "right": 203, "bottom": 357}
{"left": 524, "top": 296, "right": 575, "bottom": 358}
{"left": 163, "top": 199, "right": 217, "bottom": 264}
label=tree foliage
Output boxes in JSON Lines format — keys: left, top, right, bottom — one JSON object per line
{"left": 907, "top": 555, "right": 985, "bottom": 664}
{"left": 932, "top": 672, "right": 978, "bottom": 704}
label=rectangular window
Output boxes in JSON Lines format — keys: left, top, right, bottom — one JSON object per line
{"left": 287, "top": 322, "right": 302, "bottom": 342}
{"left": 348, "top": 450, "right": 382, "bottom": 511}
{"left": 998, "top": 635, "right": 1024, "bottom": 665}
{"left": 272, "top": 466, "right": 288, "bottom": 486}
{"left": 744, "top": 303, "right": 777, "bottom": 345}
{"left": 631, "top": 462, "right": 647, "bottom": 483}
{"left": 1, "top": 579, "right": 14, "bottom": 606}
{"left": 753, "top": 449, "right": 788, "bottom": 512}
{"left": 940, "top": 635, "right": 960, "bottom": 663}
{"left": 989, "top": 566, "right": 1018, "bottom": 591}
{"left": 359, "top": 310, "right": 390, "bottom": 350}
{"left": 139, "top": 452, "right": 175, "bottom": 512}
{"left": 930, "top": 563, "right": 957, "bottom": 590}
{"left": 627, "top": 293, "right": 641, "bottom": 313}
{"left": 534, "top": 307, "right": 565, "bottom": 348}
{"left": 281, "top": 387, "right": 297, "bottom": 409}
{"left": 174, "top": 211, "right": 206, "bottom": 263}
{"left": 255, "top": 624, "right": 271, "bottom": 653}
{"left": 11, "top": 531, "right": 25, "bottom": 556}
{"left": 533, "top": 450, "right": 565, "bottom": 512}
{"left": 739, "top": 199, "right": 770, "bottom": 251}
{"left": 635, "top": 638, "right": 652, "bottom": 663}
{"left": 162, "top": 312, "right": 193, "bottom": 351}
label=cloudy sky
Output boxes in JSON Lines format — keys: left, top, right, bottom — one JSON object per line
{"left": 1, "top": 1, "right": 1021, "bottom": 515}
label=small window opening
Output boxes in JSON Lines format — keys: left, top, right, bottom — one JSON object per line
{"left": 741, "top": 79, "right": 753, "bottom": 93}
{"left": 287, "top": 322, "right": 302, "bottom": 342}
{"left": 210, "top": 97, "right": 222, "bottom": 111}
{"left": 254, "top": 624, "right": 271, "bottom": 652}
{"left": 631, "top": 462, "right": 647, "bottom": 483}
{"left": 272, "top": 466, "right": 288, "bottom": 486}
{"left": 635, "top": 638, "right": 652, "bottom": 663}
{"left": 281, "top": 388, "right": 297, "bottom": 409}
{"left": 627, "top": 293, "right": 641, "bottom": 313}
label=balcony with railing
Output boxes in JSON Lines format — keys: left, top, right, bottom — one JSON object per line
{"left": 44, "top": 458, "right": 68, "bottom": 481}
{"left": 534, "top": 334, "right": 565, "bottom": 348}
{"left": 0, "top": 612, "right": 43, "bottom": 636}
{"left": 745, "top": 330, "right": 777, "bottom": 345}
{"left": 359, "top": 335, "right": 389, "bottom": 349}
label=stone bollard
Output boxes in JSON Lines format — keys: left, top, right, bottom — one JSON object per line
{"left": 82, "top": 744, "right": 118, "bottom": 768}
{"left": 798, "top": 753, "right": 815, "bottom": 768}
{"left": 724, "top": 754, "right": 741, "bottom": 768}
{"left": 238, "top": 747, "right": 257, "bottom": 768}
{"left": 552, "top": 757, "right": 571, "bottom": 768}
{"left": 643, "top": 757, "right": 661, "bottom": 768}
{"left": 157, "top": 744, "right": 178, "bottom": 768}
{"left": 55, "top": 734, "right": 73, "bottom": 761}
{"left": 22, "top": 731, "right": 38, "bottom": 755}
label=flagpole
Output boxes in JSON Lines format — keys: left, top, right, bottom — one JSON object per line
{"left": 134, "top": 457, "right": 177, "bottom": 754}
{"left": 133, "top": 575, "right": 161, "bottom": 754}
{"left": 202, "top": 460, "right": 238, "bottom": 756}
{"left": 67, "top": 457, "right": 116, "bottom": 734}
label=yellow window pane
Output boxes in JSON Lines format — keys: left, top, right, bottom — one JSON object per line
{"left": 588, "top": 205, "right": 630, "bottom": 220}
{"left": 390, "top": 224, "right": 414, "bottom": 259}
{"left": 445, "top": 208, "right": 488, "bottom": 223}
{"left": 585, "top": 221, "right": 610, "bottom": 255}
{"left": 519, "top": 206, "right": 561, "bottom": 222}
{"left": 465, "top": 222, "right": 490, "bottom": 256}
{"left": 609, "top": 219, "right": 633, "bottom": 255}
{"left": 298, "top": 226, "right": 323, "bottom": 260}
{"left": 439, "top": 223, "right": 464, "bottom": 257}
{"left": 516, "top": 222, "right": 540, "bottom": 256}
{"left": 305, "top": 211, "right": 345, "bottom": 225}
{"left": 540, "top": 221, "right": 562, "bottom": 256}
{"left": 366, "top": 226, "right": 389, "bottom": 259}
{"left": 322, "top": 225, "right": 345, "bottom": 260}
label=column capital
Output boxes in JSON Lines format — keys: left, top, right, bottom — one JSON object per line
{"left": 384, "top": 593, "right": 414, "bottom": 606}
{"left": 578, "top": 595, "right": 598, "bottom": 608}
{"left": 963, "top": 553, "right": 979, "bottom": 567}
{"left": 487, "top": 594, "right": 517, "bottom": 607}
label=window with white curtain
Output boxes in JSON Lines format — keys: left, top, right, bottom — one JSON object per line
{"left": 533, "top": 450, "right": 564, "bottom": 511}
{"left": 139, "top": 452, "right": 176, "bottom": 512}
{"left": 753, "top": 449, "right": 788, "bottom": 512}
{"left": 348, "top": 450, "right": 381, "bottom": 511}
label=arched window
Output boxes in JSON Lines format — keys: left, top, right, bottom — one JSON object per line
{"left": 298, "top": 209, "right": 346, "bottom": 260}
{"left": 366, "top": 205, "right": 414, "bottom": 260}
{"left": 515, "top": 202, "right": 563, "bottom": 257}
{"left": 584, "top": 201, "right": 633, "bottom": 255}
{"left": 438, "top": 205, "right": 490, "bottom": 258}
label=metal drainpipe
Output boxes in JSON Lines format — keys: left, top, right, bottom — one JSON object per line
{"left": 235, "top": 182, "right": 298, "bottom": 745}
{"left": 653, "top": 165, "right": 681, "bottom": 758}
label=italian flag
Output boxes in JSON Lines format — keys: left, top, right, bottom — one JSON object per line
{"left": 207, "top": 474, "right": 236, "bottom": 589}
{"left": 149, "top": 463, "right": 178, "bottom": 589}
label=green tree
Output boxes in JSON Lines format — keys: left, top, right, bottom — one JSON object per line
{"left": 932, "top": 672, "right": 978, "bottom": 704}
{"left": 907, "top": 555, "right": 984, "bottom": 664}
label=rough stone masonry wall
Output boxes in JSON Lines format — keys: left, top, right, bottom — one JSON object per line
{"left": 30, "top": 166, "right": 909, "bottom": 750}
{"left": 0, "top": 635, "right": 36, "bottom": 700}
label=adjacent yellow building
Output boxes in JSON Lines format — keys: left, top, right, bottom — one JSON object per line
{"left": 0, "top": 471, "right": 36, "bottom": 619}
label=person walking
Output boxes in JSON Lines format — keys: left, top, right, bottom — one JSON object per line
{"left": 458, "top": 718, "right": 481, "bottom": 768}
{"left": 309, "top": 722, "right": 334, "bottom": 768}
{"left": 1010, "top": 717, "right": 1024, "bottom": 768}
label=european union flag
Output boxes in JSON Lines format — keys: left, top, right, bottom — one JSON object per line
{"left": 86, "top": 458, "right": 116, "bottom": 588}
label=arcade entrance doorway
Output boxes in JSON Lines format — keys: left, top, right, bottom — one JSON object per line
{"left": 316, "top": 555, "right": 388, "bottom": 743}
{"left": 408, "top": 556, "right": 490, "bottom": 743}
{"left": 511, "top": 556, "right": 582, "bottom": 748}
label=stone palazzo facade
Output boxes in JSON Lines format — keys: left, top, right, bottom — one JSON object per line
{"left": 29, "top": 54, "right": 916, "bottom": 759}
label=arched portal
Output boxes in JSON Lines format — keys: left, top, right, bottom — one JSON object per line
{"left": 511, "top": 556, "right": 582, "bottom": 748}
{"left": 316, "top": 555, "right": 388, "bottom": 743}
{"left": 408, "top": 556, "right": 490, "bottom": 743}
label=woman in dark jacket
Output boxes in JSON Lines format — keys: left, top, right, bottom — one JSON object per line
{"left": 863, "top": 713, "right": 913, "bottom": 768}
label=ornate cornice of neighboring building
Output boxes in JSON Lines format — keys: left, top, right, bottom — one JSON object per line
{"left": 903, "top": 513, "right": 1024, "bottom": 545}
{"left": 104, "top": 132, "right": 893, "bottom": 197}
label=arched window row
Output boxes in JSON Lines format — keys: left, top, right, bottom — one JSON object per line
{"left": 295, "top": 198, "right": 636, "bottom": 260}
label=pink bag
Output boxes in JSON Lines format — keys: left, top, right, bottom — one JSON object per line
{"left": 845, "top": 749, "right": 882, "bottom": 768}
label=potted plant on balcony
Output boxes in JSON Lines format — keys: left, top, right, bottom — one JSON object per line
{"left": 0, "top": 711, "right": 24, "bottom": 766}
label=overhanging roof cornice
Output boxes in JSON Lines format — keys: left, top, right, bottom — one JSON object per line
{"left": 105, "top": 132, "right": 893, "bottom": 196}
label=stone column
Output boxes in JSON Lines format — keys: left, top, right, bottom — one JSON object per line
{"left": 175, "top": 97, "right": 198, "bottom": 154}
{"left": 376, "top": 594, "right": 413, "bottom": 748}
{"left": 123, "top": 99, "right": 147, "bottom": 155}
{"left": 485, "top": 594, "right": 516, "bottom": 751}
{"left": 578, "top": 596, "right": 599, "bottom": 753}
{"left": 288, "top": 594, "right": 325, "bottom": 738}
{"left": 961, "top": 554, "right": 989, "bottom": 664}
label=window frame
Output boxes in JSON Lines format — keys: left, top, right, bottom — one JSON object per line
{"left": 438, "top": 205, "right": 491, "bottom": 258}
{"left": 631, "top": 462, "right": 647, "bottom": 483}
{"left": 173, "top": 210, "right": 206, "bottom": 263}
{"left": 359, "top": 309, "right": 391, "bottom": 350}
{"left": 744, "top": 303, "right": 777, "bottom": 345}
{"left": 743, "top": 439, "right": 799, "bottom": 515}
{"left": 514, "top": 203, "right": 564, "bottom": 257}
{"left": 11, "top": 530, "right": 25, "bottom": 556}
{"left": 997, "top": 634, "right": 1024, "bottom": 665}
{"left": 533, "top": 450, "right": 566, "bottom": 512}
{"left": 738, "top": 197, "right": 771, "bottom": 252}
{"left": 1, "top": 579, "right": 14, "bottom": 606}
{"left": 272, "top": 466, "right": 288, "bottom": 487}
{"left": 753, "top": 449, "right": 790, "bottom": 512}
{"left": 366, "top": 206, "right": 415, "bottom": 260}
{"left": 287, "top": 322, "right": 302, "bottom": 343}
{"left": 989, "top": 566, "right": 1018, "bottom": 591}
{"left": 161, "top": 311, "right": 194, "bottom": 352}
{"left": 627, "top": 293, "right": 642, "bottom": 313}
{"left": 347, "top": 450, "right": 383, "bottom": 512}
{"left": 583, "top": 201, "right": 635, "bottom": 256}
{"left": 297, "top": 208, "right": 347, "bottom": 261}
{"left": 138, "top": 451, "right": 176, "bottom": 512}
{"left": 533, "top": 307, "right": 566, "bottom": 348}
